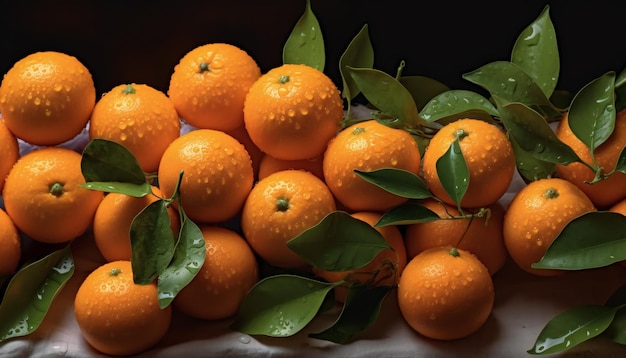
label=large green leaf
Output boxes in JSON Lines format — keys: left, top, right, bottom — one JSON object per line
{"left": 508, "top": 130, "right": 555, "bottom": 182}
{"left": 435, "top": 138, "right": 469, "bottom": 208}
{"left": 339, "top": 24, "right": 374, "bottom": 101}
{"left": 354, "top": 168, "right": 432, "bottom": 200}
{"left": 399, "top": 75, "right": 449, "bottom": 111}
{"left": 375, "top": 202, "right": 440, "bottom": 227}
{"left": 81, "top": 138, "right": 148, "bottom": 186}
{"left": 419, "top": 89, "right": 499, "bottom": 123}
{"left": 282, "top": 0, "right": 325, "bottom": 71}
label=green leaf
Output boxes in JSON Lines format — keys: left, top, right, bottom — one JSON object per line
{"left": 419, "top": 89, "right": 499, "bottom": 123}
{"left": 568, "top": 71, "right": 616, "bottom": 151}
{"left": 399, "top": 75, "right": 449, "bottom": 111}
{"left": 375, "top": 202, "right": 441, "bottom": 227}
{"left": 131, "top": 199, "right": 176, "bottom": 284}
{"left": 532, "top": 211, "right": 626, "bottom": 270}
{"left": 354, "top": 168, "right": 432, "bottom": 200}
{"left": 528, "top": 304, "right": 617, "bottom": 354}
{"left": 508, "top": 131, "right": 555, "bottom": 182}
{"left": 345, "top": 66, "right": 421, "bottom": 129}
{"left": 79, "top": 181, "right": 152, "bottom": 197}
{"left": 309, "top": 285, "right": 392, "bottom": 344}
{"left": 435, "top": 138, "right": 469, "bottom": 208}
{"left": 157, "top": 210, "right": 205, "bottom": 309}
{"left": 81, "top": 138, "right": 148, "bottom": 185}
{"left": 339, "top": 24, "right": 374, "bottom": 101}
{"left": 0, "top": 245, "right": 74, "bottom": 342}
{"left": 282, "top": 0, "right": 325, "bottom": 71}
{"left": 615, "top": 147, "right": 626, "bottom": 174}
{"left": 511, "top": 4, "right": 559, "bottom": 98}
{"left": 232, "top": 274, "right": 337, "bottom": 337}
{"left": 604, "top": 307, "right": 626, "bottom": 345}
{"left": 287, "top": 211, "right": 391, "bottom": 271}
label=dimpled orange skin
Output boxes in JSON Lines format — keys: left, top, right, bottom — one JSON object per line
{"left": 243, "top": 63, "right": 344, "bottom": 161}
{"left": 0, "top": 208, "right": 21, "bottom": 276}
{"left": 503, "top": 178, "right": 597, "bottom": 276}
{"left": 173, "top": 225, "right": 259, "bottom": 320}
{"left": 0, "top": 118, "right": 19, "bottom": 192}
{"left": 422, "top": 118, "right": 516, "bottom": 208}
{"left": 323, "top": 119, "right": 421, "bottom": 212}
{"left": 168, "top": 43, "right": 261, "bottom": 131}
{"left": 0, "top": 51, "right": 96, "bottom": 146}
{"left": 555, "top": 111, "right": 626, "bottom": 209}
{"left": 74, "top": 260, "right": 172, "bottom": 356}
{"left": 89, "top": 83, "right": 181, "bottom": 173}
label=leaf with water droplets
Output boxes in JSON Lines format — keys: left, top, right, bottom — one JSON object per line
{"left": 354, "top": 168, "right": 432, "bottom": 200}
{"left": 399, "top": 75, "right": 449, "bottom": 111}
{"left": 375, "top": 202, "right": 441, "bottom": 227}
{"left": 282, "top": 0, "right": 325, "bottom": 71}
{"left": 80, "top": 181, "right": 152, "bottom": 197}
{"left": 287, "top": 211, "right": 390, "bottom": 272}
{"left": 232, "top": 274, "right": 337, "bottom": 337}
{"left": 568, "top": 71, "right": 616, "bottom": 152}
{"left": 419, "top": 89, "right": 499, "bottom": 123}
{"left": 436, "top": 138, "right": 469, "bottom": 209}
{"left": 0, "top": 245, "right": 74, "bottom": 342}
{"left": 81, "top": 138, "right": 148, "bottom": 186}
{"left": 511, "top": 4, "right": 559, "bottom": 98}
{"left": 508, "top": 131, "right": 555, "bottom": 182}
{"left": 339, "top": 24, "right": 374, "bottom": 101}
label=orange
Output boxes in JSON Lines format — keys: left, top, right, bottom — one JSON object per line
{"left": 173, "top": 225, "right": 259, "bottom": 320}
{"left": 422, "top": 118, "right": 516, "bottom": 208}
{"left": 92, "top": 186, "right": 180, "bottom": 262}
{"left": 323, "top": 119, "right": 421, "bottom": 212}
{"left": 74, "top": 260, "right": 172, "bottom": 356}
{"left": 0, "top": 208, "right": 21, "bottom": 276}
{"left": 2, "top": 147, "right": 103, "bottom": 243}
{"left": 168, "top": 43, "right": 261, "bottom": 132}
{"left": 397, "top": 245, "right": 494, "bottom": 340}
{"left": 610, "top": 197, "right": 626, "bottom": 216}
{"left": 503, "top": 177, "right": 597, "bottom": 276}
{"left": 258, "top": 152, "right": 324, "bottom": 181}
{"left": 157, "top": 129, "right": 254, "bottom": 224}
{"left": 89, "top": 83, "right": 181, "bottom": 173}
{"left": 0, "top": 51, "right": 96, "bottom": 146}
{"left": 240, "top": 169, "right": 336, "bottom": 269}
{"left": 0, "top": 118, "right": 19, "bottom": 192}
{"left": 225, "top": 124, "right": 264, "bottom": 180}
{"left": 312, "top": 211, "right": 407, "bottom": 303}
{"left": 404, "top": 198, "right": 508, "bottom": 276}
{"left": 555, "top": 110, "right": 626, "bottom": 209}
{"left": 243, "top": 63, "right": 344, "bottom": 161}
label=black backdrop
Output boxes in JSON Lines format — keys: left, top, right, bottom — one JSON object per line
{"left": 2, "top": 1, "right": 625, "bottom": 97}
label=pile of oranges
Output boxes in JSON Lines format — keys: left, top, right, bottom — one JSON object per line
{"left": 1, "top": 37, "right": 626, "bottom": 355}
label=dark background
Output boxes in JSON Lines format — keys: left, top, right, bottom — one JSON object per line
{"left": 2, "top": 1, "right": 624, "bottom": 97}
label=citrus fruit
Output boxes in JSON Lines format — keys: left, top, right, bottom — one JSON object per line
{"left": 258, "top": 152, "right": 324, "bottom": 181}
{"left": 312, "top": 211, "right": 407, "bottom": 303}
{"left": 240, "top": 169, "right": 336, "bottom": 269}
{"left": 503, "top": 177, "right": 597, "bottom": 276}
{"left": 92, "top": 186, "right": 180, "bottom": 262}
{"left": 323, "top": 119, "right": 421, "bottom": 212}
{"left": 173, "top": 225, "right": 259, "bottom": 320}
{"left": 158, "top": 128, "right": 254, "bottom": 224}
{"left": 89, "top": 83, "right": 181, "bottom": 173}
{"left": 0, "top": 208, "right": 21, "bottom": 276}
{"left": 225, "top": 124, "right": 264, "bottom": 180}
{"left": 168, "top": 43, "right": 261, "bottom": 131}
{"left": 422, "top": 118, "right": 516, "bottom": 208}
{"left": 555, "top": 110, "right": 626, "bottom": 209}
{"left": 610, "top": 197, "right": 626, "bottom": 216}
{"left": 2, "top": 147, "right": 103, "bottom": 243}
{"left": 0, "top": 51, "right": 96, "bottom": 146}
{"left": 243, "top": 63, "right": 344, "bottom": 161}
{"left": 404, "top": 198, "right": 508, "bottom": 276}
{"left": 397, "top": 246, "right": 495, "bottom": 340}
{"left": 0, "top": 118, "right": 19, "bottom": 192}
{"left": 74, "top": 260, "right": 172, "bottom": 356}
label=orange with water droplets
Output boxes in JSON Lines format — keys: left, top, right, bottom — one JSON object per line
{"left": 74, "top": 260, "right": 172, "bottom": 356}
{"left": 397, "top": 246, "right": 494, "bottom": 340}
{"left": 158, "top": 129, "right": 254, "bottom": 224}
{"left": 503, "top": 177, "right": 596, "bottom": 276}
{"left": 168, "top": 43, "right": 261, "bottom": 131}
{"left": 323, "top": 119, "right": 421, "bottom": 212}
{"left": 0, "top": 51, "right": 96, "bottom": 146}
{"left": 243, "top": 63, "right": 344, "bottom": 161}
{"left": 89, "top": 83, "right": 181, "bottom": 173}
{"left": 258, "top": 152, "right": 324, "bottom": 181}
{"left": 422, "top": 118, "right": 515, "bottom": 208}
{"left": 225, "top": 124, "right": 264, "bottom": 180}
{"left": 240, "top": 169, "right": 336, "bottom": 269}
{"left": 0, "top": 118, "right": 19, "bottom": 192}
{"left": 0, "top": 208, "right": 21, "bottom": 276}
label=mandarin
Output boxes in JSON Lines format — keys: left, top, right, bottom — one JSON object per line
{"left": 0, "top": 208, "right": 20, "bottom": 276}
{"left": 0, "top": 118, "right": 19, "bottom": 192}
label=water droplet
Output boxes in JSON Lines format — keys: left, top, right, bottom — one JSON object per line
{"left": 238, "top": 335, "right": 251, "bottom": 344}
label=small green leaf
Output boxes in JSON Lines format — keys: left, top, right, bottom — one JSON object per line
{"left": 615, "top": 147, "right": 626, "bottom": 174}
{"left": 309, "top": 285, "right": 392, "bottom": 344}
{"left": 131, "top": 199, "right": 176, "bottom": 284}
{"left": 419, "top": 90, "right": 499, "bottom": 123}
{"left": 232, "top": 274, "right": 337, "bottom": 337}
{"left": 435, "top": 138, "right": 469, "bottom": 208}
{"left": 508, "top": 131, "right": 555, "bottom": 182}
{"left": 79, "top": 181, "right": 152, "bottom": 197}
{"left": 532, "top": 211, "right": 626, "bottom": 270}
{"left": 399, "top": 75, "right": 449, "bottom": 111}
{"left": 81, "top": 138, "right": 148, "bottom": 185}
{"left": 287, "top": 211, "right": 391, "bottom": 272}
{"left": 0, "top": 245, "right": 74, "bottom": 342}
{"left": 375, "top": 202, "right": 441, "bottom": 227}
{"left": 568, "top": 71, "right": 616, "bottom": 151}
{"left": 354, "top": 168, "right": 432, "bottom": 200}
{"left": 282, "top": 0, "right": 325, "bottom": 71}
{"left": 339, "top": 24, "right": 374, "bottom": 101}
{"left": 511, "top": 5, "right": 559, "bottom": 98}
